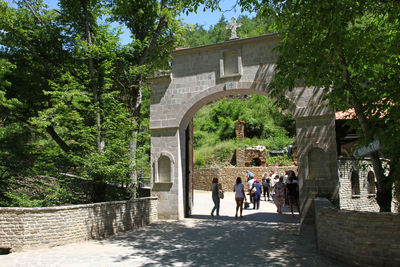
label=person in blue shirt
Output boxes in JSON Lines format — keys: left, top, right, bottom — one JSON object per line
{"left": 250, "top": 179, "right": 262, "bottom": 209}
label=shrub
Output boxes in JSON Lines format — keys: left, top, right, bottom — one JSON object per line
{"left": 266, "top": 154, "right": 293, "bottom": 166}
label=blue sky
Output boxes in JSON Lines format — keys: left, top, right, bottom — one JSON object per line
{"left": 39, "top": 0, "right": 253, "bottom": 28}
{"left": 180, "top": 1, "right": 254, "bottom": 29}
{"left": 6, "top": 0, "right": 254, "bottom": 44}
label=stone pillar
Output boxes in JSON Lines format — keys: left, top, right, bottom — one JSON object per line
{"left": 236, "top": 148, "right": 246, "bottom": 167}
{"left": 296, "top": 114, "right": 339, "bottom": 225}
{"left": 150, "top": 128, "right": 184, "bottom": 220}
{"left": 235, "top": 120, "right": 246, "bottom": 141}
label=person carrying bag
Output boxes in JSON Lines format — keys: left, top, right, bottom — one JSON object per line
{"left": 211, "top": 178, "right": 222, "bottom": 216}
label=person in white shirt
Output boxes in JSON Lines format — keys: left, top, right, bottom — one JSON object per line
{"left": 271, "top": 174, "right": 280, "bottom": 198}
{"left": 233, "top": 177, "right": 246, "bottom": 218}
{"left": 247, "top": 171, "right": 255, "bottom": 203}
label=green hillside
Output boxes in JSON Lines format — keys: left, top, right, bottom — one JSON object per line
{"left": 193, "top": 95, "right": 295, "bottom": 168}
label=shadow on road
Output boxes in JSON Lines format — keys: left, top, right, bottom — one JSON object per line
{"left": 104, "top": 213, "right": 343, "bottom": 266}
{"left": 102, "top": 191, "right": 345, "bottom": 266}
{"left": 190, "top": 210, "right": 300, "bottom": 223}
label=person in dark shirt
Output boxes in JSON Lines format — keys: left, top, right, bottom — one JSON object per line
{"left": 250, "top": 179, "right": 262, "bottom": 210}
{"left": 286, "top": 177, "right": 300, "bottom": 216}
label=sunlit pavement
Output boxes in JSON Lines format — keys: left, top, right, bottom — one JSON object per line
{"left": 0, "top": 190, "right": 346, "bottom": 266}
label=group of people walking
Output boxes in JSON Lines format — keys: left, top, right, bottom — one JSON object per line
{"left": 211, "top": 170, "right": 300, "bottom": 218}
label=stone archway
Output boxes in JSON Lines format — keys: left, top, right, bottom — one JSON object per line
{"left": 149, "top": 34, "right": 339, "bottom": 221}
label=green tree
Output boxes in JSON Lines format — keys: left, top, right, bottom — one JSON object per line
{"left": 267, "top": 0, "right": 400, "bottom": 212}
{"left": 107, "top": 0, "right": 197, "bottom": 187}
{"left": 221, "top": 0, "right": 399, "bottom": 211}
{"left": 0, "top": 0, "right": 217, "bottom": 206}
{"left": 0, "top": 0, "right": 74, "bottom": 205}
{"left": 193, "top": 95, "right": 295, "bottom": 168}
{"left": 181, "top": 14, "right": 274, "bottom": 48}
{"left": 0, "top": 0, "right": 135, "bottom": 203}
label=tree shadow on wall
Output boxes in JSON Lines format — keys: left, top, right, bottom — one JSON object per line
{"left": 89, "top": 199, "right": 150, "bottom": 239}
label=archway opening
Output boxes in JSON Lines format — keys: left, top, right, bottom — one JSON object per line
{"left": 251, "top": 158, "right": 262, "bottom": 167}
{"left": 187, "top": 93, "right": 297, "bottom": 218}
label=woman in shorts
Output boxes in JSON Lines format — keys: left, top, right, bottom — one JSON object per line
{"left": 233, "top": 177, "right": 246, "bottom": 218}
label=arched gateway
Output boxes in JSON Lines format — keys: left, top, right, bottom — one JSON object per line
{"left": 149, "top": 34, "right": 339, "bottom": 222}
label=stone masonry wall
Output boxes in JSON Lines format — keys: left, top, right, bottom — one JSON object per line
{"left": 0, "top": 197, "right": 158, "bottom": 252}
{"left": 236, "top": 148, "right": 267, "bottom": 167}
{"left": 194, "top": 166, "right": 297, "bottom": 192}
{"left": 314, "top": 198, "right": 400, "bottom": 266}
{"left": 338, "top": 157, "right": 399, "bottom": 213}
{"left": 149, "top": 34, "right": 340, "bottom": 220}
{"left": 338, "top": 157, "right": 379, "bottom": 212}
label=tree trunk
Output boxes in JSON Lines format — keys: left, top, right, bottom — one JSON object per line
{"left": 371, "top": 152, "right": 392, "bottom": 212}
{"left": 46, "top": 126, "right": 71, "bottom": 153}
{"left": 82, "top": 0, "right": 102, "bottom": 154}
{"left": 137, "top": 0, "right": 167, "bottom": 66}
{"left": 82, "top": 0, "right": 105, "bottom": 202}
{"left": 129, "top": 131, "right": 138, "bottom": 188}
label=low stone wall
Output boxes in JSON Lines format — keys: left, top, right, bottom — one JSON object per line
{"left": 194, "top": 166, "right": 297, "bottom": 192}
{"left": 0, "top": 197, "right": 158, "bottom": 252}
{"left": 314, "top": 198, "right": 400, "bottom": 266}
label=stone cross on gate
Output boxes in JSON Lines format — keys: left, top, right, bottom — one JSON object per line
{"left": 226, "top": 17, "right": 242, "bottom": 40}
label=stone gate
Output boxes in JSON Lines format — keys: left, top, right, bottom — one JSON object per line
{"left": 149, "top": 34, "right": 339, "bottom": 222}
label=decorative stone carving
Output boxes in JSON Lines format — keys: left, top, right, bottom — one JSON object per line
{"left": 226, "top": 17, "right": 242, "bottom": 40}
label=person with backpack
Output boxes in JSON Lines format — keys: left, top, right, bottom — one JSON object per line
{"left": 262, "top": 173, "right": 271, "bottom": 201}
{"left": 250, "top": 179, "right": 262, "bottom": 209}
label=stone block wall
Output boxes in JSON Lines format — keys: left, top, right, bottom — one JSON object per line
{"left": 149, "top": 34, "right": 341, "bottom": 220}
{"left": 194, "top": 166, "right": 297, "bottom": 192}
{"left": 294, "top": 115, "right": 339, "bottom": 224}
{"left": 0, "top": 197, "right": 158, "bottom": 252}
{"left": 338, "top": 157, "right": 399, "bottom": 213}
{"left": 338, "top": 157, "right": 379, "bottom": 212}
{"left": 151, "top": 128, "right": 183, "bottom": 220}
{"left": 314, "top": 198, "right": 400, "bottom": 266}
{"left": 236, "top": 148, "right": 267, "bottom": 167}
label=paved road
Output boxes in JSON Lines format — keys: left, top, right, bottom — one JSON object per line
{"left": 0, "top": 191, "right": 345, "bottom": 266}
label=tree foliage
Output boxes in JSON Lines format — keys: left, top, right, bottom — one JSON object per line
{"left": 193, "top": 95, "right": 295, "bottom": 168}
{"left": 216, "top": 0, "right": 400, "bottom": 211}
{"left": 268, "top": 0, "right": 400, "bottom": 212}
{"left": 181, "top": 14, "right": 274, "bottom": 47}
{"left": 0, "top": 0, "right": 193, "bottom": 206}
{"left": 188, "top": 0, "right": 400, "bottom": 211}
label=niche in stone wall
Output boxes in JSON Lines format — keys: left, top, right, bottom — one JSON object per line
{"left": 367, "top": 171, "right": 376, "bottom": 195}
{"left": 307, "top": 147, "right": 328, "bottom": 180}
{"left": 152, "top": 152, "right": 174, "bottom": 191}
{"left": 220, "top": 49, "right": 242, "bottom": 78}
{"left": 152, "top": 162, "right": 156, "bottom": 183}
{"left": 158, "top": 155, "right": 171, "bottom": 183}
{"left": 351, "top": 170, "right": 360, "bottom": 197}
